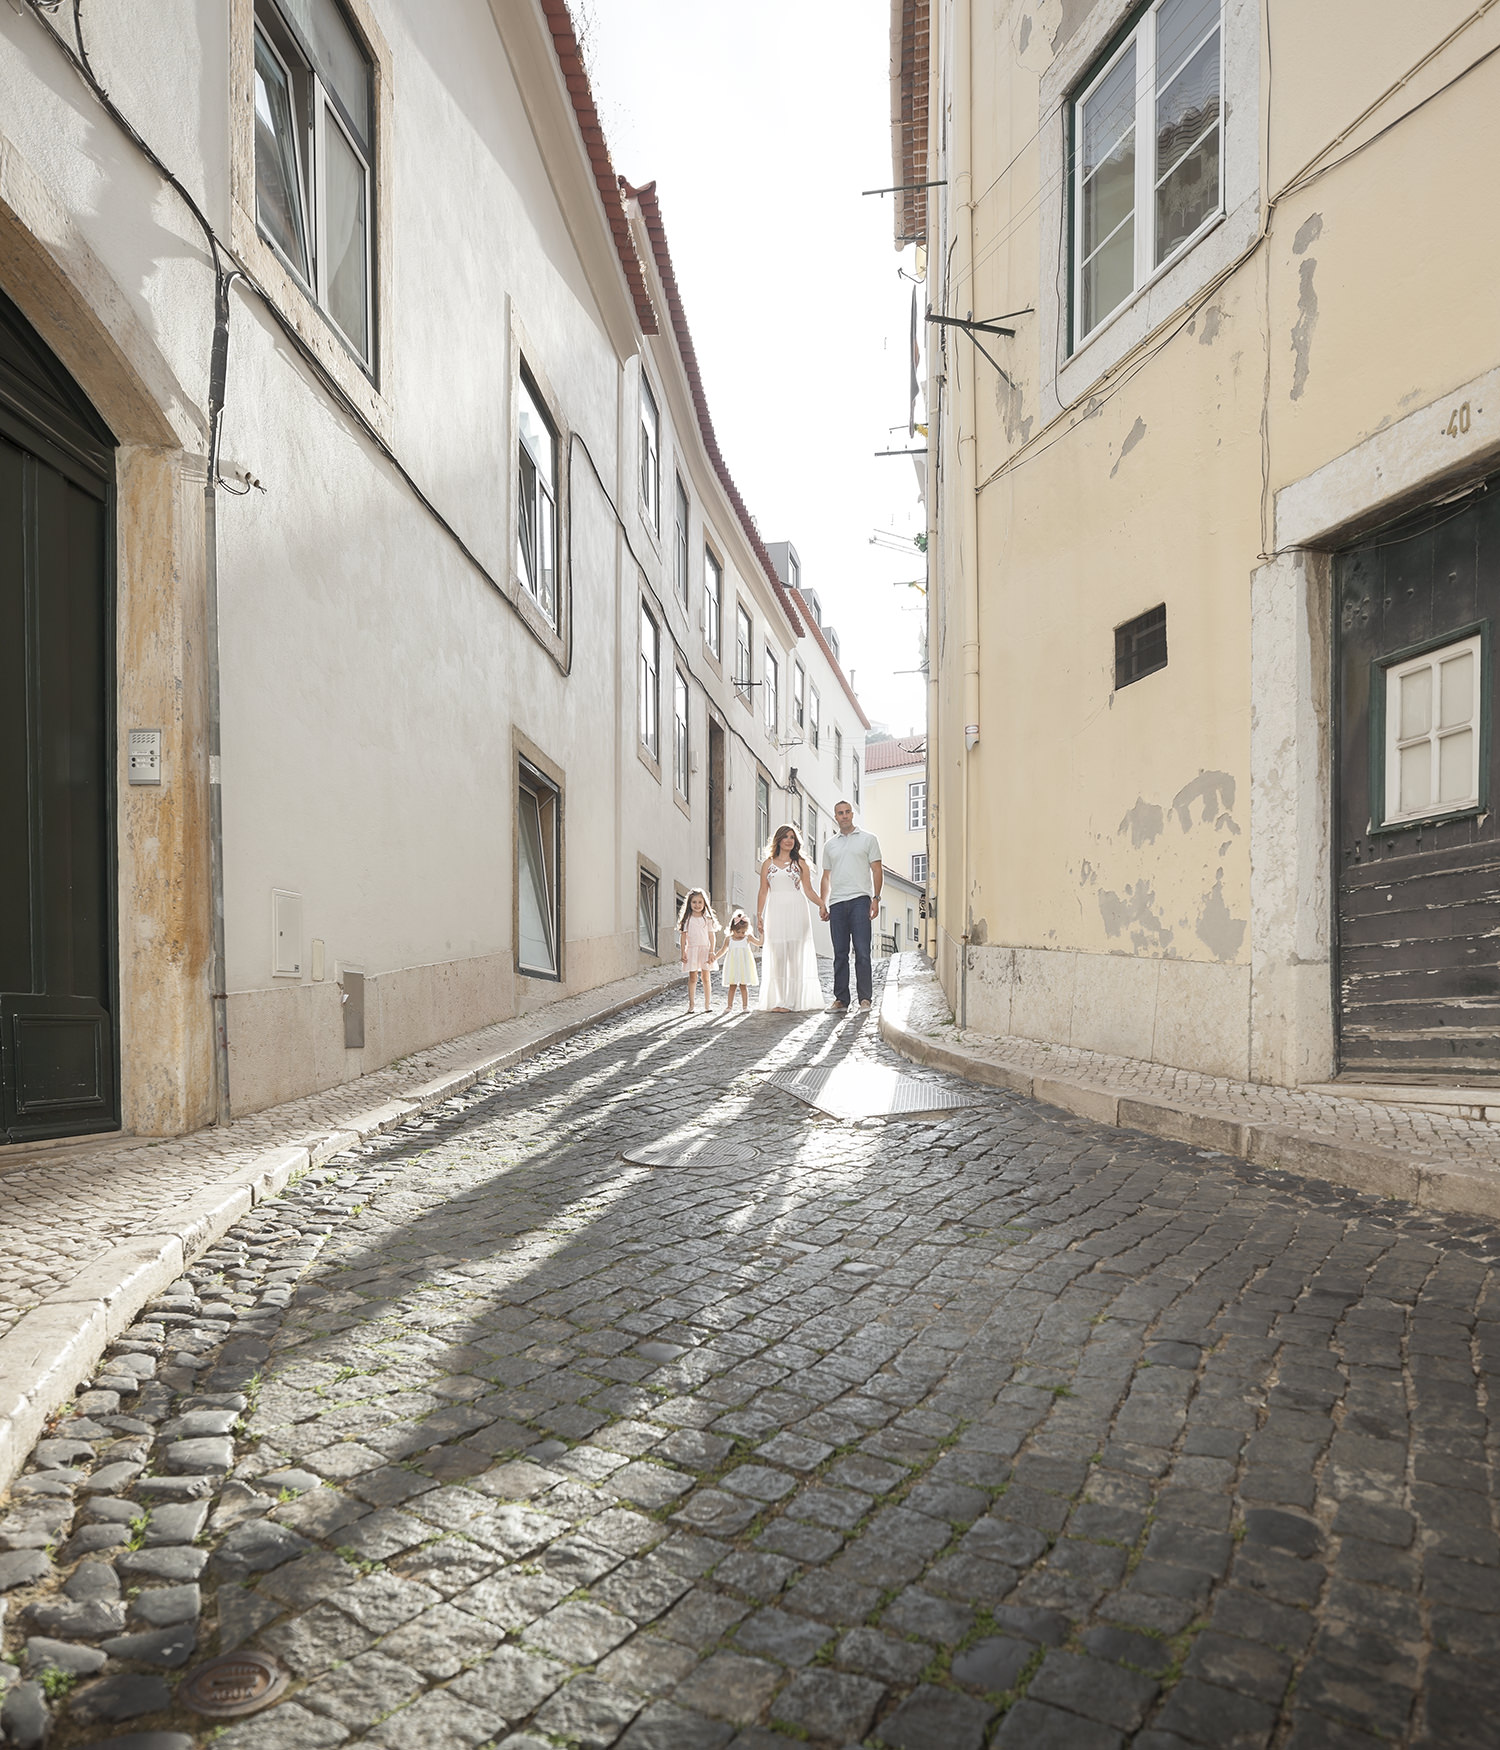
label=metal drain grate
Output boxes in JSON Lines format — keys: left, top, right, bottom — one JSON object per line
{"left": 768, "top": 1064, "right": 974, "bottom": 1120}
{"left": 180, "top": 1652, "right": 289, "bottom": 1717}
{"left": 621, "top": 1132, "right": 756, "bottom": 1169}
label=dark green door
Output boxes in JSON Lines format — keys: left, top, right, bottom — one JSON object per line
{"left": 0, "top": 288, "right": 118, "bottom": 1143}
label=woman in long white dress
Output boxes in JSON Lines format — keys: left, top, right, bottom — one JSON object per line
{"left": 755, "top": 825, "right": 823, "bottom": 1012}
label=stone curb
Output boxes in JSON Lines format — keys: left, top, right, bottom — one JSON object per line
{"left": 0, "top": 967, "right": 676, "bottom": 1495}
{"left": 879, "top": 962, "right": 1500, "bottom": 1223}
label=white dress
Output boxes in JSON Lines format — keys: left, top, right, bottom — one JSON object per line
{"left": 758, "top": 862, "right": 822, "bottom": 1011}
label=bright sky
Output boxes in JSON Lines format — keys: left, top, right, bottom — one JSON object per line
{"left": 581, "top": 0, "right": 928, "bottom": 736}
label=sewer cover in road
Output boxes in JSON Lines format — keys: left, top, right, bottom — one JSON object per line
{"left": 768, "top": 1064, "right": 974, "bottom": 1120}
{"left": 621, "top": 1131, "right": 757, "bottom": 1168}
{"left": 180, "top": 1651, "right": 289, "bottom": 1717}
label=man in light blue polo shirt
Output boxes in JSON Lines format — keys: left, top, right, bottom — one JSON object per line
{"left": 818, "top": 800, "right": 882, "bottom": 1011}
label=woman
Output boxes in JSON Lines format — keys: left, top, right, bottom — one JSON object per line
{"left": 755, "top": 824, "right": 823, "bottom": 1012}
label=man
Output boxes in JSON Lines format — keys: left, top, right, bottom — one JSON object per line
{"left": 818, "top": 801, "right": 882, "bottom": 1012}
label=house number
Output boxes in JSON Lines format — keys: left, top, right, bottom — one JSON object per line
{"left": 1445, "top": 402, "right": 1473, "bottom": 437}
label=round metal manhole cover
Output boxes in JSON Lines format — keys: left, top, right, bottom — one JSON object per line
{"left": 621, "top": 1134, "right": 756, "bottom": 1169}
{"left": 180, "top": 1651, "right": 289, "bottom": 1717}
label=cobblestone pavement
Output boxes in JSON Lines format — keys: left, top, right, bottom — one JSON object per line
{"left": 890, "top": 958, "right": 1500, "bottom": 1167}
{"left": 5, "top": 972, "right": 1500, "bottom": 1749}
{"left": 0, "top": 966, "right": 675, "bottom": 1342}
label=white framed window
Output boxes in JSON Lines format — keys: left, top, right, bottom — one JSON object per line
{"left": 789, "top": 553, "right": 801, "bottom": 595}
{"left": 793, "top": 663, "right": 806, "bottom": 730}
{"left": 639, "top": 601, "right": 660, "bottom": 761}
{"left": 833, "top": 727, "right": 843, "bottom": 782}
{"left": 908, "top": 780, "right": 927, "bottom": 830}
{"left": 704, "top": 548, "right": 723, "bottom": 659}
{"left": 638, "top": 866, "right": 659, "bottom": 954}
{"left": 764, "top": 647, "right": 780, "bottom": 736}
{"left": 911, "top": 851, "right": 928, "bottom": 883}
{"left": 756, "top": 773, "right": 771, "bottom": 854}
{"left": 735, "top": 604, "right": 753, "bottom": 695}
{"left": 673, "top": 668, "right": 690, "bottom": 797}
{"left": 809, "top": 687, "right": 820, "bottom": 750}
{"left": 807, "top": 801, "right": 819, "bottom": 849}
{"left": 1382, "top": 634, "right": 1483, "bottom": 825}
{"left": 515, "top": 365, "right": 557, "bottom": 626}
{"left": 1073, "top": 0, "right": 1222, "bottom": 345}
{"left": 674, "top": 476, "right": 690, "bottom": 609}
{"left": 852, "top": 752, "right": 861, "bottom": 805}
{"left": 253, "top": 0, "right": 374, "bottom": 365}
{"left": 640, "top": 377, "right": 660, "bottom": 530}
{"left": 518, "top": 762, "right": 560, "bottom": 978}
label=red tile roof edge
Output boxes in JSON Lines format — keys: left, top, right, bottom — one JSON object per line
{"left": 538, "top": 0, "right": 658, "bottom": 335}
{"left": 622, "top": 177, "right": 803, "bottom": 640}
{"left": 865, "top": 734, "right": 926, "bottom": 771}
{"left": 792, "top": 588, "right": 872, "bottom": 731}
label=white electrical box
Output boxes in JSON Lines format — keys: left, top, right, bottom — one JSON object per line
{"left": 127, "top": 729, "right": 162, "bottom": 785}
{"left": 272, "top": 889, "right": 303, "bottom": 977}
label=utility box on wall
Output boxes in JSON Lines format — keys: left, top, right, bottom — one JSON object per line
{"left": 341, "top": 968, "right": 365, "bottom": 1051}
{"left": 271, "top": 890, "right": 302, "bottom": 977}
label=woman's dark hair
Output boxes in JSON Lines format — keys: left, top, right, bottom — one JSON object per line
{"left": 768, "top": 823, "right": 802, "bottom": 863}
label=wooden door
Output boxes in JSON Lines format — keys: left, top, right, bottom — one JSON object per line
{"left": 1334, "top": 477, "right": 1500, "bottom": 1081}
{"left": 0, "top": 289, "right": 118, "bottom": 1142}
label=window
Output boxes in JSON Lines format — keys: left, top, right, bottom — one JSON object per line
{"left": 674, "top": 476, "right": 690, "bottom": 609}
{"left": 911, "top": 852, "right": 928, "bottom": 882}
{"left": 908, "top": 780, "right": 927, "bottom": 830}
{"left": 790, "top": 791, "right": 803, "bottom": 831}
{"left": 756, "top": 773, "right": 771, "bottom": 855}
{"left": 638, "top": 866, "right": 659, "bottom": 954}
{"left": 793, "top": 663, "right": 806, "bottom": 730}
{"left": 764, "top": 648, "right": 780, "bottom": 736}
{"left": 1115, "top": 603, "right": 1168, "bottom": 688}
{"left": 673, "top": 668, "right": 690, "bottom": 797}
{"left": 789, "top": 553, "right": 801, "bottom": 595}
{"left": 639, "top": 377, "right": 660, "bottom": 530}
{"left": 254, "top": 0, "right": 374, "bottom": 363}
{"left": 704, "top": 548, "right": 722, "bottom": 658}
{"left": 809, "top": 688, "right": 821, "bottom": 750}
{"left": 1073, "top": 0, "right": 1222, "bottom": 344}
{"left": 639, "top": 601, "right": 660, "bottom": 760}
{"left": 852, "top": 752, "right": 861, "bottom": 805}
{"left": 735, "top": 604, "right": 753, "bottom": 694}
{"left": 1382, "top": 634, "right": 1483, "bottom": 825}
{"left": 834, "top": 728, "right": 843, "bottom": 782}
{"left": 518, "top": 763, "right": 560, "bottom": 977}
{"left": 516, "top": 366, "right": 558, "bottom": 625}
{"left": 807, "top": 802, "right": 819, "bottom": 850}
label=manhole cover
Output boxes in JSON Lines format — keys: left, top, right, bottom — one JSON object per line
{"left": 180, "top": 1651, "right": 289, "bottom": 1717}
{"left": 621, "top": 1132, "right": 756, "bottom": 1168}
{"left": 768, "top": 1064, "right": 974, "bottom": 1120}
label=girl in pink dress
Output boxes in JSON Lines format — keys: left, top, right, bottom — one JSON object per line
{"left": 677, "top": 887, "right": 719, "bottom": 1013}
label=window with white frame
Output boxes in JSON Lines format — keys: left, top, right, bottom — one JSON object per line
{"left": 674, "top": 476, "right": 689, "bottom": 609}
{"left": 639, "top": 377, "right": 660, "bottom": 530}
{"left": 764, "top": 647, "right": 780, "bottom": 737}
{"left": 638, "top": 866, "right": 659, "bottom": 954}
{"left": 852, "top": 752, "right": 861, "bottom": 804}
{"left": 673, "top": 668, "right": 689, "bottom": 797}
{"left": 253, "top": 0, "right": 374, "bottom": 364}
{"left": 756, "top": 774, "right": 770, "bottom": 854}
{"left": 1383, "top": 634, "right": 1483, "bottom": 825}
{"left": 911, "top": 851, "right": 928, "bottom": 883}
{"left": 793, "top": 663, "right": 806, "bottom": 730}
{"left": 735, "top": 604, "right": 752, "bottom": 694}
{"left": 704, "top": 548, "right": 722, "bottom": 658}
{"left": 789, "top": 553, "right": 801, "bottom": 595}
{"left": 908, "top": 780, "right": 927, "bottom": 830}
{"left": 807, "top": 801, "right": 819, "bottom": 850}
{"left": 833, "top": 727, "right": 843, "bottom": 782}
{"left": 809, "top": 687, "right": 821, "bottom": 750}
{"left": 639, "top": 601, "right": 660, "bottom": 761}
{"left": 515, "top": 365, "right": 558, "bottom": 625}
{"left": 517, "top": 762, "right": 560, "bottom": 977}
{"left": 1073, "top": 0, "right": 1222, "bottom": 345}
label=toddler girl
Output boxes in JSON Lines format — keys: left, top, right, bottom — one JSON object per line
{"left": 677, "top": 887, "right": 719, "bottom": 1013}
{"left": 714, "top": 908, "right": 761, "bottom": 1013}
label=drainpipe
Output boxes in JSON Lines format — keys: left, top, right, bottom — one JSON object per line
{"left": 204, "top": 267, "right": 234, "bottom": 1126}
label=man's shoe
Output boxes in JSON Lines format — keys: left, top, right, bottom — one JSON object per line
{"left": 829, "top": 1002, "right": 848, "bottom": 1012}
{"left": 859, "top": 1000, "right": 872, "bottom": 1010}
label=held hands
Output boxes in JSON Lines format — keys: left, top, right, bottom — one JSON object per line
{"left": 819, "top": 906, "right": 829, "bottom": 921}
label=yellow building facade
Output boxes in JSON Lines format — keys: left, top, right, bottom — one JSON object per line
{"left": 901, "top": 0, "right": 1500, "bottom": 1087}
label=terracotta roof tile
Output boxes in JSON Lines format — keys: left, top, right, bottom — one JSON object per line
{"left": 864, "top": 734, "right": 925, "bottom": 771}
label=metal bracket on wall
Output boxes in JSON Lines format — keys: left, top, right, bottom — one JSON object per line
{"left": 925, "top": 309, "right": 1034, "bottom": 378}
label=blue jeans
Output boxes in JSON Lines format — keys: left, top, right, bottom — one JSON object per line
{"left": 829, "top": 897, "right": 873, "bottom": 1006}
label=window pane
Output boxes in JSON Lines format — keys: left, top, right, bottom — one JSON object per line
{"left": 1399, "top": 666, "right": 1432, "bottom": 741}
{"left": 1154, "top": 30, "right": 1220, "bottom": 263}
{"left": 1439, "top": 728, "right": 1475, "bottom": 803}
{"left": 1083, "top": 218, "right": 1135, "bottom": 334}
{"left": 1440, "top": 650, "right": 1475, "bottom": 728}
{"left": 1081, "top": 46, "right": 1136, "bottom": 260}
{"left": 518, "top": 787, "right": 556, "bottom": 973}
{"left": 253, "top": 33, "right": 310, "bottom": 278}
{"left": 280, "top": 0, "right": 370, "bottom": 144}
{"left": 1156, "top": 0, "right": 1219, "bottom": 83}
{"left": 638, "top": 872, "right": 658, "bottom": 952}
{"left": 1155, "top": 126, "right": 1219, "bottom": 263}
{"left": 324, "top": 111, "right": 369, "bottom": 357}
{"left": 1398, "top": 741, "right": 1431, "bottom": 815}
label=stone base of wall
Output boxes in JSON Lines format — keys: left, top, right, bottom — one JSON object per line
{"left": 939, "top": 937, "right": 1253, "bottom": 1082}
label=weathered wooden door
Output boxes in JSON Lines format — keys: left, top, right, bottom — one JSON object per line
{"left": 0, "top": 289, "right": 118, "bottom": 1143}
{"left": 1334, "top": 478, "right": 1500, "bottom": 1081}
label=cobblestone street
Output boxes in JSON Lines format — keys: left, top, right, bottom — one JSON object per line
{"left": 5, "top": 977, "right": 1500, "bottom": 1749}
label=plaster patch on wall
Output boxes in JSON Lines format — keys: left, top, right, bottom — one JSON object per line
{"left": 1292, "top": 212, "right": 1323, "bottom": 255}
{"left": 1197, "top": 305, "right": 1221, "bottom": 346}
{"left": 1020, "top": 0, "right": 1064, "bottom": 65}
{"left": 1079, "top": 858, "right": 1097, "bottom": 885}
{"left": 1291, "top": 258, "right": 1318, "bottom": 401}
{"left": 1098, "top": 881, "right": 1174, "bottom": 951}
{"left": 1119, "top": 797, "right": 1165, "bottom": 847}
{"left": 1110, "top": 416, "right": 1147, "bottom": 478}
{"left": 1196, "top": 868, "right": 1247, "bottom": 961}
{"left": 1018, "top": 13, "right": 1031, "bottom": 53}
{"left": 994, "top": 367, "right": 1034, "bottom": 445}
{"left": 1171, "top": 770, "right": 1236, "bottom": 831}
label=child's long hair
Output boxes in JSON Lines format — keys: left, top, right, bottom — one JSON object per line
{"left": 676, "top": 887, "right": 719, "bottom": 932}
{"left": 767, "top": 823, "right": 802, "bottom": 863}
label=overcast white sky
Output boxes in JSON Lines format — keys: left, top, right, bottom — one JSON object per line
{"left": 581, "top": 0, "right": 928, "bottom": 736}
